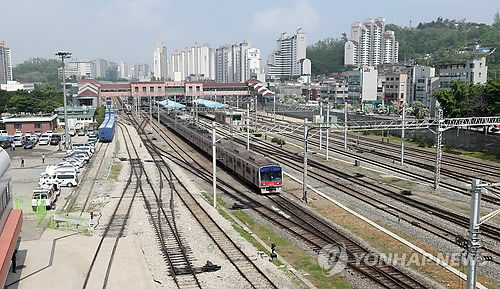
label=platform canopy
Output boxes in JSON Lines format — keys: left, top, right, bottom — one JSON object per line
{"left": 193, "top": 99, "right": 226, "bottom": 108}
{"left": 157, "top": 100, "right": 185, "bottom": 109}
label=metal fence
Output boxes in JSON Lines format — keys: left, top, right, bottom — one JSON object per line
{"left": 15, "top": 195, "right": 92, "bottom": 236}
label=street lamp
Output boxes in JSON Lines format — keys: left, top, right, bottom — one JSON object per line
{"left": 55, "top": 51, "right": 72, "bottom": 150}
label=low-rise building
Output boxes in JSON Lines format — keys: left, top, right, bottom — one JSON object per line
{"left": 54, "top": 106, "right": 96, "bottom": 130}
{"left": 439, "top": 56, "right": 488, "bottom": 89}
{"left": 0, "top": 81, "right": 35, "bottom": 92}
{"left": 3, "top": 115, "right": 57, "bottom": 136}
{"left": 347, "top": 67, "right": 377, "bottom": 104}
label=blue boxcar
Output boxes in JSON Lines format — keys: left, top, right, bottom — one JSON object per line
{"left": 98, "top": 109, "right": 116, "bottom": 142}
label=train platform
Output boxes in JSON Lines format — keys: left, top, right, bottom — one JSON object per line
{"left": 5, "top": 229, "right": 156, "bottom": 289}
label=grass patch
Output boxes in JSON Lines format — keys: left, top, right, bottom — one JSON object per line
{"left": 108, "top": 161, "right": 122, "bottom": 181}
{"left": 232, "top": 210, "right": 353, "bottom": 289}
{"left": 200, "top": 191, "right": 226, "bottom": 208}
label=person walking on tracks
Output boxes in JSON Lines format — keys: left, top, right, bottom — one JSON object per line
{"left": 21, "top": 158, "right": 24, "bottom": 168}
{"left": 42, "top": 153, "right": 45, "bottom": 164}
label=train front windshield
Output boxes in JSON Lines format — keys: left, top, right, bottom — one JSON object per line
{"left": 260, "top": 166, "right": 282, "bottom": 182}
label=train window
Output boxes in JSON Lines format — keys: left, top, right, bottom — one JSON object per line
{"left": 246, "top": 167, "right": 250, "bottom": 173}
{"left": 237, "top": 160, "right": 241, "bottom": 167}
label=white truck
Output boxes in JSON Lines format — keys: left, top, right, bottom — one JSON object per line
{"left": 32, "top": 188, "right": 57, "bottom": 211}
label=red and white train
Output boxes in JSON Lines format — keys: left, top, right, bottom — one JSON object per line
{"left": 161, "top": 113, "right": 283, "bottom": 194}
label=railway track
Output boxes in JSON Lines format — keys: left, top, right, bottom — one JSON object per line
{"left": 204, "top": 118, "right": 500, "bottom": 260}
{"left": 253, "top": 118, "right": 500, "bottom": 206}
{"left": 130, "top": 114, "right": 278, "bottom": 289}
{"left": 62, "top": 141, "right": 110, "bottom": 214}
{"left": 83, "top": 123, "right": 142, "bottom": 289}
{"left": 256, "top": 113, "right": 500, "bottom": 194}
{"left": 145, "top": 111, "right": 429, "bottom": 289}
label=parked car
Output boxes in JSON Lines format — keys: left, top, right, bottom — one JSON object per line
{"left": 0, "top": 141, "right": 10, "bottom": 149}
{"left": 77, "top": 130, "right": 85, "bottom": 136}
{"left": 0, "top": 130, "right": 8, "bottom": 136}
{"left": 39, "top": 134, "right": 50, "bottom": 145}
{"left": 45, "top": 130, "right": 54, "bottom": 137}
{"left": 29, "top": 135, "right": 38, "bottom": 144}
{"left": 86, "top": 128, "right": 94, "bottom": 135}
{"left": 23, "top": 141, "right": 35, "bottom": 149}
{"left": 50, "top": 134, "right": 61, "bottom": 145}
{"left": 69, "top": 128, "right": 76, "bottom": 136}
{"left": 14, "top": 131, "right": 23, "bottom": 137}
{"left": 24, "top": 131, "right": 32, "bottom": 137}
{"left": 34, "top": 130, "right": 43, "bottom": 137}
{"left": 13, "top": 137, "right": 23, "bottom": 147}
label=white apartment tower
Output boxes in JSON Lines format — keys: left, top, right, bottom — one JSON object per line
{"left": 215, "top": 41, "right": 260, "bottom": 83}
{"left": 169, "top": 44, "right": 215, "bottom": 81}
{"left": 247, "top": 48, "right": 261, "bottom": 74}
{"left": 267, "top": 28, "right": 310, "bottom": 78}
{"left": 153, "top": 41, "right": 168, "bottom": 80}
{"left": 120, "top": 61, "right": 129, "bottom": 79}
{"left": 344, "top": 17, "right": 399, "bottom": 67}
{"left": 0, "top": 41, "right": 13, "bottom": 84}
{"left": 91, "top": 59, "right": 108, "bottom": 78}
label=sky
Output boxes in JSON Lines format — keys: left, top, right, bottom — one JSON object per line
{"left": 3, "top": 0, "right": 499, "bottom": 67}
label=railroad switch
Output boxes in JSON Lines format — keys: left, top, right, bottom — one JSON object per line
{"left": 201, "top": 261, "right": 221, "bottom": 272}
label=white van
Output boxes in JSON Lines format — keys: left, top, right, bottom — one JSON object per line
{"left": 56, "top": 173, "right": 78, "bottom": 187}
{"left": 32, "top": 189, "right": 57, "bottom": 211}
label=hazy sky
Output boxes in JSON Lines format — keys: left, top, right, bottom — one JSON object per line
{"left": 3, "top": 0, "right": 499, "bottom": 66}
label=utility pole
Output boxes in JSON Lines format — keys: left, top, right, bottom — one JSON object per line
{"left": 212, "top": 121, "right": 217, "bottom": 208}
{"left": 273, "top": 93, "right": 276, "bottom": 125}
{"left": 174, "top": 95, "right": 177, "bottom": 129}
{"left": 55, "top": 51, "right": 72, "bottom": 150}
{"left": 344, "top": 105, "right": 348, "bottom": 150}
{"left": 302, "top": 118, "right": 308, "bottom": 203}
{"left": 246, "top": 103, "right": 250, "bottom": 150}
{"left": 229, "top": 107, "right": 233, "bottom": 142}
{"left": 319, "top": 100, "right": 323, "bottom": 151}
{"left": 466, "top": 179, "right": 481, "bottom": 289}
{"left": 157, "top": 96, "right": 160, "bottom": 140}
{"left": 326, "top": 102, "right": 330, "bottom": 160}
{"left": 401, "top": 102, "right": 406, "bottom": 166}
{"left": 434, "top": 108, "right": 443, "bottom": 189}
{"left": 149, "top": 95, "right": 153, "bottom": 131}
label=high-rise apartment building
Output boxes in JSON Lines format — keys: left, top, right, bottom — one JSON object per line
{"left": 91, "top": 59, "right": 108, "bottom": 78}
{"left": 120, "top": 61, "right": 129, "bottom": 79}
{"left": 0, "top": 41, "right": 13, "bottom": 84}
{"left": 215, "top": 41, "right": 255, "bottom": 83}
{"left": 169, "top": 44, "right": 215, "bottom": 81}
{"left": 267, "top": 28, "right": 310, "bottom": 78}
{"left": 248, "top": 48, "right": 261, "bottom": 75}
{"left": 344, "top": 18, "right": 399, "bottom": 67}
{"left": 134, "top": 64, "right": 150, "bottom": 81}
{"left": 153, "top": 41, "right": 168, "bottom": 80}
